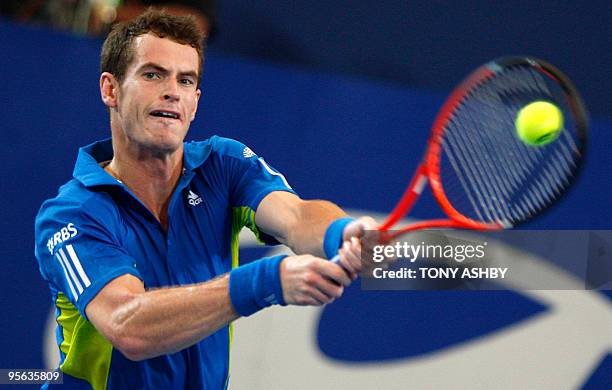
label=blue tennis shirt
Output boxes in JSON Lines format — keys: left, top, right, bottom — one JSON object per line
{"left": 34, "top": 136, "right": 295, "bottom": 389}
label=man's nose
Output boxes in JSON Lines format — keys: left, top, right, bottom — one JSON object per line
{"left": 163, "top": 79, "right": 180, "bottom": 101}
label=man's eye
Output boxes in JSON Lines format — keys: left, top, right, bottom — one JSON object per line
{"left": 180, "top": 78, "right": 195, "bottom": 86}
{"left": 144, "top": 72, "right": 160, "bottom": 80}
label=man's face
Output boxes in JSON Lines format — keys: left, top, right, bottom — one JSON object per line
{"left": 111, "top": 33, "right": 201, "bottom": 155}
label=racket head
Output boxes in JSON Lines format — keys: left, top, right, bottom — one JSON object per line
{"left": 425, "top": 57, "right": 588, "bottom": 229}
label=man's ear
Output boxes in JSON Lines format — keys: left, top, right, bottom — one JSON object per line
{"left": 190, "top": 88, "right": 202, "bottom": 121}
{"left": 100, "top": 72, "right": 119, "bottom": 108}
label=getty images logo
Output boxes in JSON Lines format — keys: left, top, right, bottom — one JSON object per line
{"left": 187, "top": 190, "right": 203, "bottom": 206}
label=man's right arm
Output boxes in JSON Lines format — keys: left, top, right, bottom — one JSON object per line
{"left": 37, "top": 192, "right": 353, "bottom": 361}
{"left": 85, "top": 273, "right": 238, "bottom": 361}
{"left": 85, "top": 254, "right": 351, "bottom": 361}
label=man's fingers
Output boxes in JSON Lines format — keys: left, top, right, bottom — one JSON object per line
{"left": 302, "top": 285, "right": 332, "bottom": 305}
{"left": 318, "top": 260, "right": 352, "bottom": 287}
{"left": 313, "top": 281, "right": 343, "bottom": 302}
{"left": 280, "top": 255, "right": 355, "bottom": 306}
{"left": 340, "top": 216, "right": 380, "bottom": 278}
{"left": 338, "top": 248, "right": 359, "bottom": 280}
{"left": 338, "top": 238, "right": 362, "bottom": 276}
{"left": 304, "top": 271, "right": 344, "bottom": 301}
{"left": 342, "top": 216, "right": 378, "bottom": 241}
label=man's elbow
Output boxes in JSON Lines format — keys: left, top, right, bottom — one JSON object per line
{"left": 105, "top": 316, "right": 151, "bottom": 361}
{"left": 85, "top": 276, "right": 155, "bottom": 361}
{"left": 113, "top": 335, "right": 150, "bottom": 361}
{"left": 113, "top": 330, "right": 181, "bottom": 361}
{"left": 103, "top": 297, "right": 153, "bottom": 361}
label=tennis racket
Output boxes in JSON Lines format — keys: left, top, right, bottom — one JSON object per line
{"left": 333, "top": 56, "right": 588, "bottom": 263}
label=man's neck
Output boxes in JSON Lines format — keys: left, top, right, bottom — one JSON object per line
{"left": 105, "top": 148, "right": 183, "bottom": 230}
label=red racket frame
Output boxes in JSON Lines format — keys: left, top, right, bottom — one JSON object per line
{"left": 378, "top": 66, "right": 501, "bottom": 240}
{"left": 377, "top": 56, "right": 588, "bottom": 240}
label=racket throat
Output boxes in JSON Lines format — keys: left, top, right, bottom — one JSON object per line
{"left": 380, "top": 165, "right": 428, "bottom": 230}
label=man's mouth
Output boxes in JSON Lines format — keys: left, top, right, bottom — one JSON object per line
{"left": 149, "top": 110, "right": 180, "bottom": 120}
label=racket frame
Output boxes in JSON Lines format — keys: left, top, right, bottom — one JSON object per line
{"left": 379, "top": 57, "right": 588, "bottom": 240}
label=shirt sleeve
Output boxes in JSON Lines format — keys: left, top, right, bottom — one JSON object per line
{"left": 35, "top": 193, "right": 141, "bottom": 320}
{"left": 214, "top": 137, "right": 297, "bottom": 245}
{"left": 218, "top": 138, "right": 296, "bottom": 211}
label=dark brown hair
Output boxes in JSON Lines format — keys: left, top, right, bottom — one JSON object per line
{"left": 100, "top": 8, "right": 206, "bottom": 86}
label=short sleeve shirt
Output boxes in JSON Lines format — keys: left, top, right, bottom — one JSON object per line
{"left": 35, "top": 136, "right": 295, "bottom": 390}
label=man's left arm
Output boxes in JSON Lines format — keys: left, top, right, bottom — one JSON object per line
{"left": 255, "top": 191, "right": 374, "bottom": 276}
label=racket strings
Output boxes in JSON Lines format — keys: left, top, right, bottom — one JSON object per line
{"left": 439, "top": 64, "right": 583, "bottom": 226}
{"left": 444, "top": 115, "right": 513, "bottom": 222}
{"left": 461, "top": 79, "right": 571, "bottom": 220}
{"left": 447, "top": 83, "right": 530, "bottom": 223}
{"left": 446, "top": 104, "right": 523, "bottom": 223}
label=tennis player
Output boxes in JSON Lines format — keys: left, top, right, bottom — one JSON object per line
{"left": 34, "top": 9, "right": 373, "bottom": 390}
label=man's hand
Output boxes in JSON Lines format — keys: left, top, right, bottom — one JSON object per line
{"left": 337, "top": 216, "right": 378, "bottom": 278}
{"left": 280, "top": 255, "right": 352, "bottom": 306}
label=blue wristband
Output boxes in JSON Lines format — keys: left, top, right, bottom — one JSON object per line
{"left": 323, "top": 217, "right": 355, "bottom": 259}
{"left": 229, "top": 255, "right": 287, "bottom": 317}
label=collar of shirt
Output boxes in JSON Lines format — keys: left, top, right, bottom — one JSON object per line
{"left": 72, "top": 138, "right": 213, "bottom": 188}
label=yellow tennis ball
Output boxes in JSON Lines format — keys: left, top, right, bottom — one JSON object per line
{"left": 515, "top": 101, "right": 564, "bottom": 146}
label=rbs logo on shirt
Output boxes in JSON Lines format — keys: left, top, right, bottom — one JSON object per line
{"left": 46, "top": 223, "right": 78, "bottom": 254}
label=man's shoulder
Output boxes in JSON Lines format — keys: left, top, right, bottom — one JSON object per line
{"left": 34, "top": 179, "right": 122, "bottom": 260}
{"left": 35, "top": 178, "right": 117, "bottom": 227}
{"left": 189, "top": 135, "right": 258, "bottom": 160}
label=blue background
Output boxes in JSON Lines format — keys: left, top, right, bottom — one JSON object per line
{"left": 1, "top": 4, "right": 611, "bottom": 386}
{"left": 212, "top": 1, "right": 612, "bottom": 118}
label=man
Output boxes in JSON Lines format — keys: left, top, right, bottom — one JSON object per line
{"left": 35, "top": 9, "right": 373, "bottom": 390}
